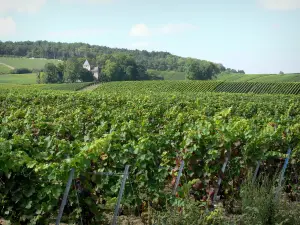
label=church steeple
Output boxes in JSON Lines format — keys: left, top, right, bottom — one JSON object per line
{"left": 83, "top": 59, "right": 91, "bottom": 71}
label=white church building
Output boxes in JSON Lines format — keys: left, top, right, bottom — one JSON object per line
{"left": 83, "top": 60, "right": 101, "bottom": 80}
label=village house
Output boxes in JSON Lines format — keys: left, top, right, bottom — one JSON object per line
{"left": 83, "top": 59, "right": 101, "bottom": 81}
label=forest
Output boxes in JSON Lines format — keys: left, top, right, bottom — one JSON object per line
{"left": 0, "top": 41, "right": 244, "bottom": 80}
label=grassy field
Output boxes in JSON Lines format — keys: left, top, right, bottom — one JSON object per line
{"left": 0, "top": 82, "right": 93, "bottom": 91}
{"left": 0, "top": 73, "right": 36, "bottom": 84}
{"left": 0, "top": 64, "right": 13, "bottom": 74}
{"left": 215, "top": 73, "right": 300, "bottom": 82}
{"left": 0, "top": 57, "right": 61, "bottom": 70}
{"left": 0, "top": 73, "right": 93, "bottom": 89}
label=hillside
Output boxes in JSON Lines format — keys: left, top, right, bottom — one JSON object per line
{"left": 94, "top": 80, "right": 300, "bottom": 95}
{"left": 143, "top": 71, "right": 300, "bottom": 82}
{"left": 0, "top": 41, "right": 241, "bottom": 73}
{"left": 155, "top": 72, "right": 300, "bottom": 82}
{"left": 215, "top": 73, "right": 300, "bottom": 82}
{"left": 0, "top": 57, "right": 61, "bottom": 71}
{"left": 0, "top": 63, "right": 12, "bottom": 74}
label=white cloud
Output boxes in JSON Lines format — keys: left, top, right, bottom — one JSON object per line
{"left": 129, "top": 24, "right": 151, "bottom": 37}
{"left": 0, "top": 17, "right": 16, "bottom": 37}
{"left": 129, "top": 23, "right": 198, "bottom": 37}
{"left": 0, "top": 0, "right": 46, "bottom": 13}
{"left": 258, "top": 0, "right": 300, "bottom": 10}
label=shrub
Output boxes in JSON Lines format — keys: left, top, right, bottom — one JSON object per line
{"left": 151, "top": 199, "right": 237, "bottom": 225}
{"left": 240, "top": 174, "right": 277, "bottom": 225}
{"left": 11, "top": 68, "right": 32, "bottom": 74}
{"left": 240, "top": 173, "right": 300, "bottom": 225}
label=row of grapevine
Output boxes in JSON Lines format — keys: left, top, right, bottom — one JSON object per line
{"left": 0, "top": 82, "right": 93, "bottom": 92}
{"left": 248, "top": 82, "right": 300, "bottom": 95}
{"left": 95, "top": 81, "right": 300, "bottom": 95}
{"left": 250, "top": 74, "right": 300, "bottom": 83}
{"left": 216, "top": 73, "right": 300, "bottom": 83}
{"left": 1, "top": 88, "right": 300, "bottom": 223}
{"left": 216, "top": 82, "right": 300, "bottom": 94}
{"left": 3, "top": 80, "right": 300, "bottom": 95}
{"left": 215, "top": 82, "right": 253, "bottom": 93}
{"left": 38, "top": 82, "right": 93, "bottom": 91}
{"left": 96, "top": 80, "right": 221, "bottom": 93}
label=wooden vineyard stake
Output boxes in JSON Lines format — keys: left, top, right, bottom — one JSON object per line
{"left": 112, "top": 165, "right": 130, "bottom": 225}
{"left": 172, "top": 161, "right": 185, "bottom": 195}
{"left": 276, "top": 147, "right": 292, "bottom": 198}
{"left": 56, "top": 168, "right": 75, "bottom": 225}
{"left": 213, "top": 153, "right": 230, "bottom": 205}
{"left": 252, "top": 161, "right": 261, "bottom": 183}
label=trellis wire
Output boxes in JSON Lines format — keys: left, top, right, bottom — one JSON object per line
{"left": 55, "top": 143, "right": 294, "bottom": 223}
{"left": 89, "top": 172, "right": 125, "bottom": 176}
{"left": 56, "top": 168, "right": 75, "bottom": 225}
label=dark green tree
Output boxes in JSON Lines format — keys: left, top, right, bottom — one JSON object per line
{"left": 185, "top": 58, "right": 201, "bottom": 80}
{"left": 36, "top": 72, "right": 41, "bottom": 84}
{"left": 100, "top": 53, "right": 149, "bottom": 81}
{"left": 101, "top": 59, "right": 119, "bottom": 81}
{"left": 57, "top": 63, "right": 65, "bottom": 81}
{"left": 63, "top": 58, "right": 80, "bottom": 82}
{"left": 42, "top": 63, "right": 59, "bottom": 83}
{"left": 79, "top": 67, "right": 94, "bottom": 82}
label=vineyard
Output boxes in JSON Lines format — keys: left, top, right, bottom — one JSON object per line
{"left": 1, "top": 85, "right": 300, "bottom": 224}
{"left": 36, "top": 82, "right": 93, "bottom": 91}
{"left": 95, "top": 80, "right": 300, "bottom": 95}
{"left": 95, "top": 81, "right": 221, "bottom": 93}
{"left": 216, "top": 73, "right": 300, "bottom": 82}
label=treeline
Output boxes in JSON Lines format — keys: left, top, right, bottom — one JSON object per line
{"left": 0, "top": 41, "right": 245, "bottom": 75}
{"left": 225, "top": 68, "right": 245, "bottom": 74}
{"left": 38, "top": 53, "right": 150, "bottom": 84}
{"left": 39, "top": 53, "right": 224, "bottom": 83}
{"left": 37, "top": 59, "right": 94, "bottom": 84}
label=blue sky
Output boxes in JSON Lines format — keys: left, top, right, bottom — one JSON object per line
{"left": 0, "top": 0, "right": 299, "bottom": 74}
